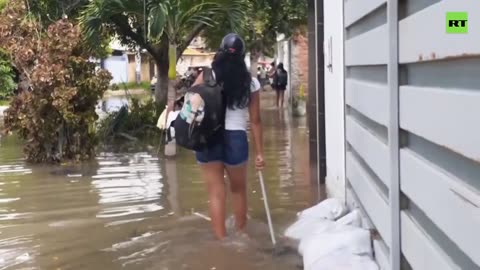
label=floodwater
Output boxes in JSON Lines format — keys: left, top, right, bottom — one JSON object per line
{"left": 0, "top": 94, "right": 317, "bottom": 270}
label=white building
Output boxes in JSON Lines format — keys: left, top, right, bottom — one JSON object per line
{"left": 102, "top": 38, "right": 217, "bottom": 84}
{"left": 101, "top": 40, "right": 154, "bottom": 84}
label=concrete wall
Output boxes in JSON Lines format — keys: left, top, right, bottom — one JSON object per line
{"left": 177, "top": 55, "right": 214, "bottom": 76}
{"left": 127, "top": 54, "right": 136, "bottom": 83}
{"left": 324, "top": 0, "right": 345, "bottom": 202}
{"left": 103, "top": 54, "right": 129, "bottom": 84}
{"left": 125, "top": 53, "right": 153, "bottom": 83}
{"left": 140, "top": 56, "right": 153, "bottom": 81}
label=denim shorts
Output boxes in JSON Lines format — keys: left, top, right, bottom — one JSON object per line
{"left": 195, "top": 130, "right": 249, "bottom": 166}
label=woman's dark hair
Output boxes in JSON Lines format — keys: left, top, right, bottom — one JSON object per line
{"left": 212, "top": 34, "right": 251, "bottom": 109}
{"left": 277, "top": 62, "right": 285, "bottom": 71}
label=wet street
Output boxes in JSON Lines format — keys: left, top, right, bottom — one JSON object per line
{"left": 0, "top": 96, "right": 316, "bottom": 270}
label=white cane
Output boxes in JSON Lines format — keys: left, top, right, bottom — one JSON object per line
{"left": 258, "top": 171, "right": 277, "bottom": 246}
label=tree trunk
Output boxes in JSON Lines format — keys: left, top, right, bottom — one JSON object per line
{"left": 164, "top": 44, "right": 177, "bottom": 157}
{"left": 250, "top": 50, "right": 259, "bottom": 77}
{"left": 155, "top": 61, "right": 168, "bottom": 106}
{"left": 167, "top": 44, "right": 177, "bottom": 107}
{"left": 153, "top": 40, "right": 170, "bottom": 107}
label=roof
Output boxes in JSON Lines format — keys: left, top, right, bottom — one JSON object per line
{"left": 182, "top": 48, "right": 215, "bottom": 56}
{"left": 108, "top": 39, "right": 215, "bottom": 56}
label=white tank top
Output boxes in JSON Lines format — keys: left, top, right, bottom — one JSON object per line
{"left": 225, "top": 78, "right": 261, "bottom": 131}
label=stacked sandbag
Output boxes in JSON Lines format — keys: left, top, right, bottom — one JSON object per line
{"left": 284, "top": 199, "right": 379, "bottom": 270}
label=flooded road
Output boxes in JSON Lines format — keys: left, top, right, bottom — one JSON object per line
{"left": 0, "top": 97, "right": 315, "bottom": 270}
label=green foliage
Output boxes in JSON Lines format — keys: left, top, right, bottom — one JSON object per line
{"left": 80, "top": 0, "right": 246, "bottom": 51}
{"left": 0, "top": 0, "right": 7, "bottom": 10}
{"left": 97, "top": 98, "right": 161, "bottom": 146}
{"left": 79, "top": 0, "right": 247, "bottom": 105}
{"left": 0, "top": 2, "right": 112, "bottom": 163}
{"left": 26, "top": 0, "right": 90, "bottom": 23}
{"left": 110, "top": 83, "right": 119, "bottom": 91}
{"left": 204, "top": 0, "right": 307, "bottom": 57}
{"left": 111, "top": 81, "right": 151, "bottom": 91}
{"left": 0, "top": 49, "right": 15, "bottom": 100}
{"left": 0, "top": 1, "right": 16, "bottom": 102}
{"left": 120, "top": 98, "right": 158, "bottom": 132}
{"left": 24, "top": 0, "right": 111, "bottom": 58}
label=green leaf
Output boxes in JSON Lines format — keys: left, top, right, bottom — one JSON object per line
{"left": 148, "top": 3, "right": 168, "bottom": 40}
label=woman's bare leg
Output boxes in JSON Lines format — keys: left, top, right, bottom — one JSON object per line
{"left": 225, "top": 164, "right": 248, "bottom": 232}
{"left": 200, "top": 162, "right": 227, "bottom": 239}
{"left": 276, "top": 89, "right": 280, "bottom": 108}
{"left": 280, "top": 90, "right": 285, "bottom": 108}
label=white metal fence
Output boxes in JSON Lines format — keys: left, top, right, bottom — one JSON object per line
{"left": 343, "top": 0, "right": 480, "bottom": 269}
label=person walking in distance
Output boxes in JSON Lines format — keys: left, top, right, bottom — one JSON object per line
{"left": 274, "top": 63, "right": 288, "bottom": 108}
{"left": 258, "top": 65, "right": 267, "bottom": 88}
{"left": 193, "top": 33, "right": 265, "bottom": 239}
{"left": 268, "top": 62, "right": 276, "bottom": 86}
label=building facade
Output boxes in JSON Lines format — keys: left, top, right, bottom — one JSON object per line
{"left": 102, "top": 38, "right": 219, "bottom": 85}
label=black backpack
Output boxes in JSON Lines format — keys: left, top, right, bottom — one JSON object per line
{"left": 174, "top": 68, "right": 226, "bottom": 151}
{"left": 277, "top": 70, "right": 288, "bottom": 87}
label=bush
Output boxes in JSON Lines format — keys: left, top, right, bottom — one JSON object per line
{"left": 110, "top": 83, "right": 119, "bottom": 91}
{"left": 0, "top": 2, "right": 112, "bottom": 162}
{"left": 97, "top": 97, "right": 162, "bottom": 148}
{"left": 0, "top": 49, "right": 15, "bottom": 101}
{"left": 111, "top": 81, "right": 151, "bottom": 91}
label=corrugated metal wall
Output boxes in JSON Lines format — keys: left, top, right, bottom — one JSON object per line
{"left": 343, "top": 0, "right": 480, "bottom": 269}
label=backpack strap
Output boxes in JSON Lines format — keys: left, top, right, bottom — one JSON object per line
{"left": 202, "top": 68, "right": 217, "bottom": 87}
{"left": 221, "top": 87, "right": 228, "bottom": 129}
{"left": 202, "top": 68, "right": 228, "bottom": 131}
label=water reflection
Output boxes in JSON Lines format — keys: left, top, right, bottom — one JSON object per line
{"left": 0, "top": 96, "right": 313, "bottom": 270}
{"left": 93, "top": 154, "right": 163, "bottom": 216}
{"left": 96, "top": 96, "right": 129, "bottom": 114}
{"left": 95, "top": 94, "right": 152, "bottom": 119}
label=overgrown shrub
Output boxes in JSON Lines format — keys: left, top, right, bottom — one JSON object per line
{"left": 0, "top": 2, "right": 111, "bottom": 162}
{"left": 97, "top": 97, "right": 161, "bottom": 146}
{"left": 127, "top": 81, "right": 151, "bottom": 91}
{"left": 110, "top": 83, "right": 119, "bottom": 91}
{"left": 0, "top": 49, "right": 15, "bottom": 100}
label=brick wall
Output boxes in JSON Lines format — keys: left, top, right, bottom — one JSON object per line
{"left": 291, "top": 34, "right": 309, "bottom": 97}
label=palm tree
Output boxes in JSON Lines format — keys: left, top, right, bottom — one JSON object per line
{"left": 80, "top": 0, "right": 246, "bottom": 106}
{"left": 203, "top": 0, "right": 307, "bottom": 75}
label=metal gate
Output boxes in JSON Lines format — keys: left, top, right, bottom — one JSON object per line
{"left": 343, "top": 0, "right": 480, "bottom": 269}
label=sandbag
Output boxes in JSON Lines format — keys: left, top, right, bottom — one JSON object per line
{"left": 284, "top": 218, "right": 335, "bottom": 242}
{"left": 298, "top": 212, "right": 363, "bottom": 255}
{"left": 307, "top": 252, "right": 379, "bottom": 270}
{"left": 298, "top": 198, "right": 347, "bottom": 221}
{"left": 302, "top": 225, "right": 373, "bottom": 270}
{"left": 336, "top": 209, "right": 362, "bottom": 227}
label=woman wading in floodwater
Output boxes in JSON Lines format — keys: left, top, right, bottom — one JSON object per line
{"left": 193, "top": 33, "right": 265, "bottom": 239}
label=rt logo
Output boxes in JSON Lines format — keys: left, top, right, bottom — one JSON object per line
{"left": 446, "top": 12, "right": 468, "bottom": 33}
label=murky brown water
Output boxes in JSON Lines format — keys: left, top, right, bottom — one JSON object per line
{"left": 0, "top": 97, "right": 315, "bottom": 270}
